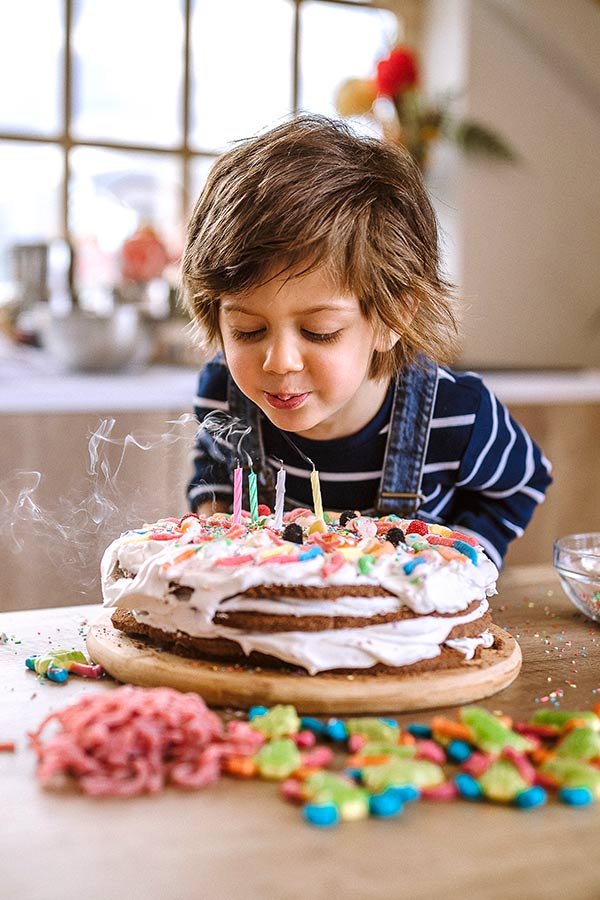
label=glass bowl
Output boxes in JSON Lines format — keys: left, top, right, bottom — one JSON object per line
{"left": 553, "top": 533, "right": 600, "bottom": 622}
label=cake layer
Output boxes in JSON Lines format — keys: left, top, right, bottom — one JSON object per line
{"left": 212, "top": 596, "right": 485, "bottom": 632}
{"left": 112, "top": 608, "right": 495, "bottom": 675}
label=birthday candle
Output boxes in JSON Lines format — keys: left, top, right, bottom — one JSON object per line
{"left": 273, "top": 465, "right": 286, "bottom": 529}
{"left": 248, "top": 468, "right": 258, "bottom": 522}
{"left": 310, "top": 468, "right": 324, "bottom": 522}
{"left": 233, "top": 465, "right": 243, "bottom": 524}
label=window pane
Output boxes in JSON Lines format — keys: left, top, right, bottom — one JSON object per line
{"left": 0, "top": 144, "right": 63, "bottom": 284}
{"left": 71, "top": 0, "right": 184, "bottom": 147}
{"left": 299, "top": 2, "right": 397, "bottom": 119}
{"left": 190, "top": 0, "right": 294, "bottom": 152}
{"left": 188, "top": 156, "right": 218, "bottom": 218}
{"left": 70, "top": 147, "right": 183, "bottom": 291}
{"left": 0, "top": 0, "right": 62, "bottom": 135}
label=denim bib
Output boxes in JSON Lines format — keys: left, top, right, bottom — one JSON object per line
{"left": 226, "top": 354, "right": 439, "bottom": 517}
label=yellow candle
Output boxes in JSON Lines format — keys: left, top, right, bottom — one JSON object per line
{"left": 310, "top": 468, "right": 323, "bottom": 522}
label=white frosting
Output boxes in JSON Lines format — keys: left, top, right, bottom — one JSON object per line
{"left": 100, "top": 515, "right": 499, "bottom": 674}
{"left": 218, "top": 594, "right": 402, "bottom": 617}
{"left": 132, "top": 599, "right": 490, "bottom": 674}
{"left": 445, "top": 629, "right": 495, "bottom": 660}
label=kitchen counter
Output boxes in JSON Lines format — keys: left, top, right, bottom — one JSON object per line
{"left": 2, "top": 565, "right": 600, "bottom": 900}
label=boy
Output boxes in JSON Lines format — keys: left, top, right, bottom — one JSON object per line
{"left": 182, "top": 115, "right": 551, "bottom": 568}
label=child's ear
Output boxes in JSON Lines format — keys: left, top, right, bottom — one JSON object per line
{"left": 374, "top": 296, "right": 419, "bottom": 352}
{"left": 374, "top": 329, "right": 401, "bottom": 353}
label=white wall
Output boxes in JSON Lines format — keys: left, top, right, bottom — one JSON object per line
{"left": 423, "top": 0, "right": 600, "bottom": 369}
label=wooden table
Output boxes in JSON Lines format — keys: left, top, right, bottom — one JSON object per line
{"left": 2, "top": 566, "right": 600, "bottom": 900}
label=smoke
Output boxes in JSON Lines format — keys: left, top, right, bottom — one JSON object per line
{"left": 0, "top": 413, "right": 199, "bottom": 608}
{"left": 199, "top": 411, "right": 254, "bottom": 465}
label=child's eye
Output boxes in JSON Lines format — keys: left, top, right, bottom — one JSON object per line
{"left": 230, "top": 328, "right": 265, "bottom": 342}
{"left": 301, "top": 329, "right": 342, "bottom": 344}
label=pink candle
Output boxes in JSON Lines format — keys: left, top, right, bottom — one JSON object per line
{"left": 233, "top": 465, "right": 243, "bottom": 524}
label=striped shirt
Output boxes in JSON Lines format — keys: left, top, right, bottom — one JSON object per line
{"left": 187, "top": 362, "right": 552, "bottom": 566}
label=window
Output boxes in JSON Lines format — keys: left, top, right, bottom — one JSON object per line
{"left": 0, "top": 0, "right": 400, "bottom": 294}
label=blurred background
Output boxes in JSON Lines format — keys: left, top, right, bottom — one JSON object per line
{"left": 1, "top": 0, "right": 600, "bottom": 610}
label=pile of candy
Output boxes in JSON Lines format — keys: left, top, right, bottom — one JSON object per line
{"left": 26, "top": 649, "right": 103, "bottom": 683}
{"left": 223, "top": 703, "right": 600, "bottom": 826}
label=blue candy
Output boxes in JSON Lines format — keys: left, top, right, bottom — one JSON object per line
{"left": 515, "top": 786, "right": 547, "bottom": 809}
{"left": 298, "top": 546, "right": 324, "bottom": 562}
{"left": 455, "top": 773, "right": 483, "bottom": 800}
{"left": 248, "top": 705, "right": 269, "bottom": 721}
{"left": 394, "top": 784, "right": 420, "bottom": 803}
{"left": 452, "top": 540, "right": 478, "bottom": 564}
{"left": 559, "top": 787, "right": 594, "bottom": 807}
{"left": 446, "top": 739, "right": 473, "bottom": 764}
{"left": 303, "top": 802, "right": 339, "bottom": 827}
{"left": 325, "top": 719, "right": 348, "bottom": 742}
{"left": 407, "top": 723, "right": 433, "bottom": 739}
{"left": 300, "top": 716, "right": 326, "bottom": 735}
{"left": 369, "top": 788, "right": 404, "bottom": 818}
{"left": 46, "top": 667, "right": 69, "bottom": 683}
{"left": 403, "top": 557, "right": 427, "bottom": 576}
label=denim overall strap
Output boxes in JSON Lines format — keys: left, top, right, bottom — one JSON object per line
{"left": 375, "top": 355, "right": 439, "bottom": 518}
{"left": 226, "top": 377, "right": 276, "bottom": 496}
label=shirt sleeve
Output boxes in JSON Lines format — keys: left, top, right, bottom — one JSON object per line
{"left": 186, "top": 358, "right": 235, "bottom": 511}
{"left": 450, "top": 379, "right": 552, "bottom": 567}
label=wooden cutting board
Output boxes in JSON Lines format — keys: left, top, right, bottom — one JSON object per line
{"left": 87, "top": 613, "right": 522, "bottom": 714}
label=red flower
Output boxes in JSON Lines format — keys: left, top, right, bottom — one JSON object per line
{"left": 375, "top": 47, "right": 418, "bottom": 98}
{"left": 121, "top": 225, "right": 169, "bottom": 282}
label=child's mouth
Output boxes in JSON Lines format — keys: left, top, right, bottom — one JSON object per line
{"left": 263, "top": 391, "right": 309, "bottom": 410}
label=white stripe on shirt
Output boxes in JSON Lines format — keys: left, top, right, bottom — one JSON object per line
{"left": 430, "top": 414, "right": 476, "bottom": 429}
{"left": 481, "top": 430, "right": 535, "bottom": 499}
{"left": 456, "top": 386, "right": 498, "bottom": 487}
{"left": 422, "top": 461, "right": 461, "bottom": 474}
{"left": 266, "top": 456, "right": 382, "bottom": 482}
{"left": 476, "top": 405, "right": 517, "bottom": 490}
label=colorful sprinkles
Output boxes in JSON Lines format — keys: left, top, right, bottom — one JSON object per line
{"left": 119, "top": 513, "right": 485, "bottom": 587}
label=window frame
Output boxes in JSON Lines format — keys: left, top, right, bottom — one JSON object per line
{"left": 0, "top": 0, "right": 409, "bottom": 243}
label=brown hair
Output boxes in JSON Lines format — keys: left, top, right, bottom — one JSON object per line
{"left": 182, "top": 114, "right": 460, "bottom": 379}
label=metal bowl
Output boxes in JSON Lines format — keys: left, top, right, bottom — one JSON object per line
{"left": 553, "top": 533, "right": 600, "bottom": 622}
{"left": 42, "top": 306, "right": 152, "bottom": 372}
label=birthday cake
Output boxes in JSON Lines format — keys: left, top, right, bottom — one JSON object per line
{"left": 100, "top": 510, "right": 501, "bottom": 676}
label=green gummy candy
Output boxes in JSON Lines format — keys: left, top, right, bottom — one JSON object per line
{"left": 359, "top": 741, "right": 416, "bottom": 759}
{"left": 250, "top": 704, "right": 301, "bottom": 738}
{"left": 305, "top": 772, "right": 370, "bottom": 819}
{"left": 346, "top": 718, "right": 399, "bottom": 743}
{"left": 556, "top": 727, "right": 600, "bottom": 761}
{"left": 254, "top": 738, "right": 301, "bottom": 779}
{"left": 460, "top": 707, "right": 533, "bottom": 753}
{"left": 361, "top": 758, "right": 444, "bottom": 792}
{"left": 540, "top": 757, "right": 600, "bottom": 799}
{"left": 532, "top": 710, "right": 600, "bottom": 732}
{"left": 358, "top": 554, "right": 375, "bottom": 576}
{"left": 478, "top": 759, "right": 529, "bottom": 803}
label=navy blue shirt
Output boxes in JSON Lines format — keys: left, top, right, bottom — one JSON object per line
{"left": 187, "top": 360, "right": 552, "bottom": 567}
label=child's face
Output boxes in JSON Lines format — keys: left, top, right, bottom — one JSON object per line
{"left": 219, "top": 266, "right": 393, "bottom": 440}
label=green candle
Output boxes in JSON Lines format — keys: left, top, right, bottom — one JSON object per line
{"left": 248, "top": 468, "right": 258, "bottom": 522}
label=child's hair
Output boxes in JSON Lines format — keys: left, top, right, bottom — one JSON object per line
{"left": 183, "top": 114, "right": 460, "bottom": 378}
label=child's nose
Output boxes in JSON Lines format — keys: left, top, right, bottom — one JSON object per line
{"left": 262, "top": 335, "right": 304, "bottom": 374}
